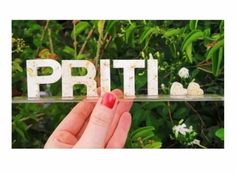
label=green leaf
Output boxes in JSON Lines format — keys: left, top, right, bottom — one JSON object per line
{"left": 141, "top": 132, "right": 155, "bottom": 141}
{"left": 215, "top": 128, "right": 224, "bottom": 141}
{"left": 24, "top": 23, "right": 42, "bottom": 36}
{"left": 105, "top": 20, "right": 118, "bottom": 34}
{"left": 212, "top": 49, "right": 219, "bottom": 76}
{"left": 163, "top": 28, "right": 181, "bottom": 38}
{"left": 174, "top": 107, "right": 188, "bottom": 119}
{"left": 63, "top": 46, "right": 75, "bottom": 56}
{"left": 185, "top": 43, "right": 193, "bottom": 63}
{"left": 161, "top": 105, "right": 169, "bottom": 117}
{"left": 131, "top": 126, "right": 155, "bottom": 140}
{"left": 203, "top": 28, "right": 211, "bottom": 37}
{"left": 189, "top": 20, "right": 198, "bottom": 30}
{"left": 139, "top": 27, "right": 159, "bottom": 44}
{"left": 13, "top": 119, "right": 27, "bottom": 141}
{"left": 136, "top": 71, "right": 147, "bottom": 90}
{"left": 216, "top": 47, "right": 223, "bottom": 76}
{"left": 125, "top": 23, "right": 136, "bottom": 47}
{"left": 206, "top": 39, "right": 224, "bottom": 60}
{"left": 14, "top": 126, "right": 27, "bottom": 141}
{"left": 131, "top": 126, "right": 155, "bottom": 137}
{"left": 12, "top": 60, "right": 23, "bottom": 73}
{"left": 33, "top": 37, "right": 41, "bottom": 47}
{"left": 139, "top": 27, "right": 150, "bottom": 43}
{"left": 219, "top": 20, "right": 224, "bottom": 33}
{"left": 181, "top": 30, "right": 203, "bottom": 51}
{"left": 144, "top": 141, "right": 162, "bottom": 148}
{"left": 131, "top": 103, "right": 145, "bottom": 128}
{"left": 98, "top": 20, "right": 105, "bottom": 36}
{"left": 145, "top": 113, "right": 154, "bottom": 126}
{"left": 146, "top": 115, "right": 160, "bottom": 130}
{"left": 71, "top": 21, "right": 89, "bottom": 38}
{"left": 76, "top": 53, "right": 89, "bottom": 60}
{"left": 211, "top": 33, "right": 221, "bottom": 40}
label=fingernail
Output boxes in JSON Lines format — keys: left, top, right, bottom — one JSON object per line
{"left": 101, "top": 93, "right": 116, "bottom": 109}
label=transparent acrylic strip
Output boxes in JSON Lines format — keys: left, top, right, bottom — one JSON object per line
{"left": 12, "top": 94, "right": 224, "bottom": 104}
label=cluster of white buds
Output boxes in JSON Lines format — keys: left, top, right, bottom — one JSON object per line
{"left": 172, "top": 123, "right": 193, "bottom": 137}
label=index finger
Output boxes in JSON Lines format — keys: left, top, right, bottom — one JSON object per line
{"left": 54, "top": 100, "right": 96, "bottom": 136}
{"left": 53, "top": 88, "right": 101, "bottom": 136}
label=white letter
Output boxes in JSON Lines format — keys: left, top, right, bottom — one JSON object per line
{"left": 148, "top": 53, "right": 158, "bottom": 96}
{"left": 113, "top": 60, "right": 145, "bottom": 96}
{"left": 100, "top": 59, "right": 111, "bottom": 95}
{"left": 62, "top": 60, "right": 97, "bottom": 97}
{"left": 26, "top": 59, "right": 61, "bottom": 98}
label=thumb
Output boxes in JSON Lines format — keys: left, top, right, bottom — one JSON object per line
{"left": 74, "top": 92, "right": 118, "bottom": 148}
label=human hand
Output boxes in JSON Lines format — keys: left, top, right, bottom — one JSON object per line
{"left": 44, "top": 89, "right": 133, "bottom": 148}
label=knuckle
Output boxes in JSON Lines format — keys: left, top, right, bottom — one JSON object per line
{"left": 90, "top": 113, "right": 112, "bottom": 128}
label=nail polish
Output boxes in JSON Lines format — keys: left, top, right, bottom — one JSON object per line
{"left": 101, "top": 93, "right": 116, "bottom": 109}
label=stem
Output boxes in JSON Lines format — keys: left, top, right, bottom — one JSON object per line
{"left": 196, "top": 143, "right": 207, "bottom": 149}
{"left": 95, "top": 37, "right": 102, "bottom": 67}
{"left": 19, "top": 113, "right": 45, "bottom": 122}
{"left": 35, "top": 20, "right": 50, "bottom": 57}
{"left": 104, "top": 34, "right": 112, "bottom": 49}
{"left": 200, "top": 82, "right": 215, "bottom": 88}
{"left": 185, "top": 102, "right": 211, "bottom": 143}
{"left": 47, "top": 28, "right": 54, "bottom": 54}
{"left": 78, "top": 26, "right": 95, "bottom": 55}
{"left": 201, "top": 128, "right": 210, "bottom": 143}
{"left": 73, "top": 20, "right": 77, "bottom": 59}
{"left": 167, "top": 102, "right": 174, "bottom": 124}
{"left": 95, "top": 20, "right": 105, "bottom": 67}
{"left": 167, "top": 142, "right": 177, "bottom": 148}
{"left": 99, "top": 33, "right": 111, "bottom": 58}
{"left": 185, "top": 101, "right": 206, "bottom": 127}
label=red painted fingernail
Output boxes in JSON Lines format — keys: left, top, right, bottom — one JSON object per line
{"left": 101, "top": 93, "right": 116, "bottom": 109}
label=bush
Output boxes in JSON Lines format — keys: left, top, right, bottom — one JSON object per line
{"left": 12, "top": 20, "right": 224, "bottom": 148}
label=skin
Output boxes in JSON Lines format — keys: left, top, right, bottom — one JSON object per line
{"left": 44, "top": 89, "right": 133, "bottom": 148}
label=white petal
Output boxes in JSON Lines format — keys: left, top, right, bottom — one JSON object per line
{"left": 187, "top": 82, "right": 204, "bottom": 96}
{"left": 170, "top": 82, "right": 187, "bottom": 96}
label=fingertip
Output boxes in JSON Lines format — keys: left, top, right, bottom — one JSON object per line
{"left": 119, "top": 112, "right": 132, "bottom": 131}
{"left": 101, "top": 92, "right": 118, "bottom": 109}
{"left": 97, "top": 87, "right": 101, "bottom": 96}
{"left": 111, "top": 89, "right": 123, "bottom": 98}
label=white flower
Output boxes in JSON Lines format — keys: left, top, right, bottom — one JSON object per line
{"left": 173, "top": 123, "right": 192, "bottom": 137}
{"left": 192, "top": 139, "right": 200, "bottom": 145}
{"left": 178, "top": 67, "right": 189, "bottom": 79}
{"left": 187, "top": 82, "right": 204, "bottom": 96}
{"left": 161, "top": 83, "right": 165, "bottom": 90}
{"left": 170, "top": 82, "right": 187, "bottom": 96}
{"left": 187, "top": 139, "right": 200, "bottom": 146}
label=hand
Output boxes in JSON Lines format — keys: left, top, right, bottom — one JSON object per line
{"left": 44, "top": 89, "right": 133, "bottom": 148}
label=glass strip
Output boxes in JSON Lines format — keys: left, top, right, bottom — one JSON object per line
{"left": 12, "top": 94, "right": 224, "bottom": 103}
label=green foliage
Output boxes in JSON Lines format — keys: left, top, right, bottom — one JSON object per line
{"left": 12, "top": 20, "right": 224, "bottom": 148}
{"left": 215, "top": 128, "right": 224, "bottom": 141}
{"left": 181, "top": 30, "right": 204, "bottom": 63}
{"left": 71, "top": 21, "right": 90, "bottom": 38}
{"left": 127, "top": 126, "right": 162, "bottom": 148}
